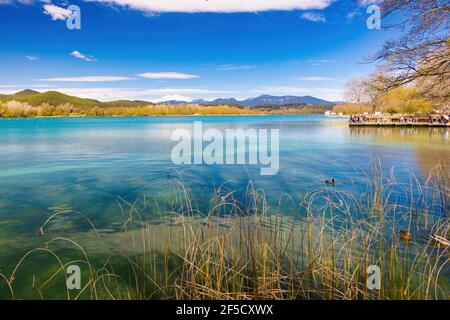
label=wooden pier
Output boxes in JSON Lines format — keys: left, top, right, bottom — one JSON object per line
{"left": 348, "top": 115, "right": 450, "bottom": 128}
{"left": 349, "top": 122, "right": 450, "bottom": 127}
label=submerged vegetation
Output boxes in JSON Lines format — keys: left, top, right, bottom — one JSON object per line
{"left": 0, "top": 160, "right": 448, "bottom": 300}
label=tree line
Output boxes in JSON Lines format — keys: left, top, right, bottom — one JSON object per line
{"left": 0, "top": 101, "right": 266, "bottom": 118}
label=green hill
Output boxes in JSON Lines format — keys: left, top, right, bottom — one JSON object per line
{"left": 0, "top": 90, "right": 151, "bottom": 108}
{"left": 10, "top": 89, "right": 40, "bottom": 97}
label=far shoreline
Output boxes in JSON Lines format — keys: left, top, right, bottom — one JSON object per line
{"left": 0, "top": 113, "right": 331, "bottom": 120}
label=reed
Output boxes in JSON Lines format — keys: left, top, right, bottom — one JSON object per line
{"left": 0, "top": 161, "right": 448, "bottom": 300}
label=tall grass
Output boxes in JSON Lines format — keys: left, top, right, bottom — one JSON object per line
{"left": 0, "top": 161, "right": 448, "bottom": 300}
{"left": 0, "top": 101, "right": 264, "bottom": 118}
{"left": 0, "top": 101, "right": 327, "bottom": 118}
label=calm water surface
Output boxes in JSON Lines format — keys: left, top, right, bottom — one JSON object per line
{"left": 0, "top": 115, "right": 448, "bottom": 270}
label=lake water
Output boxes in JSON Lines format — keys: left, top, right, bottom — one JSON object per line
{"left": 0, "top": 115, "right": 448, "bottom": 297}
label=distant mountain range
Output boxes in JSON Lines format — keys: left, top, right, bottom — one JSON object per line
{"left": 0, "top": 90, "right": 338, "bottom": 108}
{"left": 166, "top": 95, "right": 337, "bottom": 106}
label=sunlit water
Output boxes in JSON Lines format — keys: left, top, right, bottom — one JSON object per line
{"left": 0, "top": 115, "right": 448, "bottom": 297}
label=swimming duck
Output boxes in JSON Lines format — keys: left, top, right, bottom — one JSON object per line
{"left": 430, "top": 234, "right": 450, "bottom": 247}
{"left": 399, "top": 230, "right": 411, "bottom": 241}
{"left": 325, "top": 178, "right": 336, "bottom": 186}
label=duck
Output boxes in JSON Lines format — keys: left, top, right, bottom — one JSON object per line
{"left": 325, "top": 178, "right": 336, "bottom": 186}
{"left": 430, "top": 234, "right": 450, "bottom": 247}
{"left": 399, "top": 230, "right": 411, "bottom": 241}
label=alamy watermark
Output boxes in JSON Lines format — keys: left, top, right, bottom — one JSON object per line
{"left": 44, "top": 4, "right": 81, "bottom": 30}
{"left": 366, "top": 265, "right": 381, "bottom": 290}
{"left": 66, "top": 5, "right": 81, "bottom": 30}
{"left": 170, "top": 122, "right": 280, "bottom": 176}
{"left": 366, "top": 4, "right": 381, "bottom": 30}
{"left": 66, "top": 264, "right": 81, "bottom": 290}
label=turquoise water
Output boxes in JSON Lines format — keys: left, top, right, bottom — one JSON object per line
{"left": 0, "top": 115, "right": 448, "bottom": 297}
{"left": 0, "top": 115, "right": 448, "bottom": 227}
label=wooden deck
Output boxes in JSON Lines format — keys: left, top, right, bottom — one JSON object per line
{"left": 349, "top": 122, "right": 450, "bottom": 127}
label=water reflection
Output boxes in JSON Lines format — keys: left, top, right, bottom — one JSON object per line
{"left": 349, "top": 126, "right": 449, "bottom": 174}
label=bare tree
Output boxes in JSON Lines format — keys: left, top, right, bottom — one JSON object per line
{"left": 344, "top": 77, "right": 369, "bottom": 113}
{"left": 363, "top": 72, "right": 391, "bottom": 113}
{"left": 366, "top": 0, "right": 449, "bottom": 93}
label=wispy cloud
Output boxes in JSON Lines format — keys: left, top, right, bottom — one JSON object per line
{"left": 301, "top": 12, "right": 326, "bottom": 23}
{"left": 36, "top": 76, "right": 135, "bottom": 82}
{"left": 0, "top": 84, "right": 52, "bottom": 88}
{"left": 1, "top": 84, "right": 343, "bottom": 102}
{"left": 70, "top": 50, "right": 97, "bottom": 62}
{"left": 86, "top": 0, "right": 333, "bottom": 13}
{"left": 0, "top": 0, "right": 36, "bottom": 4}
{"left": 25, "top": 55, "right": 39, "bottom": 61}
{"left": 295, "top": 76, "right": 335, "bottom": 81}
{"left": 43, "top": 4, "right": 72, "bottom": 21}
{"left": 347, "top": 0, "right": 378, "bottom": 20}
{"left": 27, "top": 87, "right": 235, "bottom": 102}
{"left": 358, "top": 0, "right": 379, "bottom": 5}
{"left": 346, "top": 10, "right": 358, "bottom": 20}
{"left": 291, "top": 59, "right": 338, "bottom": 66}
{"left": 308, "top": 59, "right": 337, "bottom": 64}
{"left": 137, "top": 72, "right": 199, "bottom": 79}
{"left": 155, "top": 94, "right": 193, "bottom": 102}
{"left": 215, "top": 64, "right": 256, "bottom": 71}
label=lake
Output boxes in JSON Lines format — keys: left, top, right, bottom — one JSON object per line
{"left": 0, "top": 115, "right": 448, "bottom": 298}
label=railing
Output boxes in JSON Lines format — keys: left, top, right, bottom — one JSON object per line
{"left": 349, "top": 115, "right": 450, "bottom": 126}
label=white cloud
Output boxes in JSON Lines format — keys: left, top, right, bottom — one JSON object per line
{"left": 36, "top": 76, "right": 135, "bottom": 82}
{"left": 137, "top": 72, "right": 199, "bottom": 79}
{"left": 215, "top": 64, "right": 256, "bottom": 71}
{"left": 347, "top": 1, "right": 379, "bottom": 20}
{"left": 140, "top": 88, "right": 232, "bottom": 95}
{"left": 20, "top": 87, "right": 234, "bottom": 102}
{"left": 301, "top": 12, "right": 326, "bottom": 22}
{"left": 88, "top": 0, "right": 333, "bottom": 13}
{"left": 358, "top": 0, "right": 379, "bottom": 5}
{"left": 0, "top": 85, "right": 23, "bottom": 88}
{"left": 295, "top": 76, "right": 335, "bottom": 81}
{"left": 70, "top": 50, "right": 97, "bottom": 62}
{"left": 291, "top": 59, "right": 338, "bottom": 66}
{"left": 25, "top": 55, "right": 39, "bottom": 61}
{"left": 0, "top": 84, "right": 52, "bottom": 89}
{"left": 308, "top": 59, "right": 336, "bottom": 64}
{"left": 43, "top": 4, "right": 72, "bottom": 21}
{"left": 155, "top": 94, "right": 193, "bottom": 102}
{"left": 346, "top": 10, "right": 358, "bottom": 20}
{"left": 0, "top": 0, "right": 34, "bottom": 4}
{"left": 1, "top": 85, "right": 343, "bottom": 102}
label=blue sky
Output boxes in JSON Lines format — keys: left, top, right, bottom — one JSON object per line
{"left": 0, "top": 0, "right": 400, "bottom": 102}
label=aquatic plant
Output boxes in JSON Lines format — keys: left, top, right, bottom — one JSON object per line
{"left": 0, "top": 161, "right": 448, "bottom": 300}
